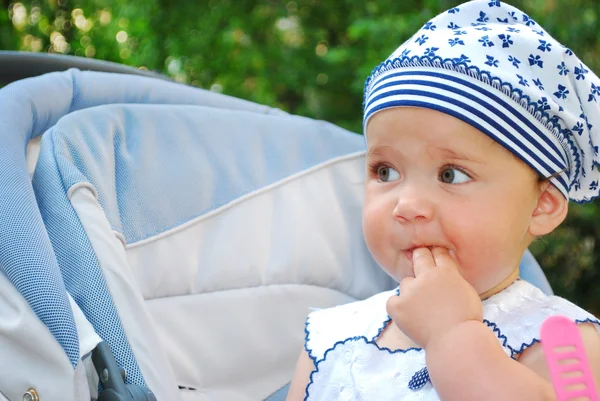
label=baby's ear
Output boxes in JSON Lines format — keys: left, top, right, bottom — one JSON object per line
{"left": 529, "top": 181, "right": 568, "bottom": 236}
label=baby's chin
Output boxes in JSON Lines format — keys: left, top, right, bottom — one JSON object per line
{"left": 398, "top": 274, "right": 415, "bottom": 284}
{"left": 385, "top": 260, "right": 416, "bottom": 283}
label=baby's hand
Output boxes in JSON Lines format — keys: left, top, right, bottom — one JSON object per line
{"left": 386, "top": 247, "right": 483, "bottom": 349}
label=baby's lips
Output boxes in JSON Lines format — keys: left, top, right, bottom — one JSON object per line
{"left": 448, "top": 249, "right": 457, "bottom": 260}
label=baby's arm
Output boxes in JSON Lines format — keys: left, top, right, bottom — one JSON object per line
{"left": 426, "top": 320, "right": 555, "bottom": 400}
{"left": 426, "top": 321, "right": 600, "bottom": 400}
{"left": 286, "top": 348, "right": 316, "bottom": 401}
{"left": 519, "top": 322, "right": 600, "bottom": 397}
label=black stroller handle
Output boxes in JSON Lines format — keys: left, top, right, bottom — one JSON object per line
{"left": 0, "top": 50, "right": 170, "bottom": 85}
{"left": 92, "top": 341, "right": 157, "bottom": 401}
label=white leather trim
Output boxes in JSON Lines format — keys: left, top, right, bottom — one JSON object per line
{"left": 83, "top": 355, "right": 99, "bottom": 401}
{"left": 0, "top": 271, "right": 87, "bottom": 401}
{"left": 125, "top": 152, "right": 392, "bottom": 302}
{"left": 26, "top": 136, "right": 41, "bottom": 176}
{"left": 148, "top": 284, "right": 357, "bottom": 401}
{"left": 113, "top": 230, "right": 127, "bottom": 247}
{"left": 127, "top": 151, "right": 366, "bottom": 249}
{"left": 74, "top": 359, "right": 93, "bottom": 401}
{"left": 66, "top": 292, "right": 102, "bottom": 399}
{"left": 66, "top": 292, "right": 102, "bottom": 359}
{"left": 67, "top": 181, "right": 98, "bottom": 200}
{"left": 69, "top": 185, "right": 182, "bottom": 401}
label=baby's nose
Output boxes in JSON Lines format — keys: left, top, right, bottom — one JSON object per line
{"left": 392, "top": 186, "right": 435, "bottom": 223}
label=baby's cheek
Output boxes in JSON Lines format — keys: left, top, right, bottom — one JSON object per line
{"left": 363, "top": 215, "right": 383, "bottom": 255}
{"left": 362, "top": 206, "right": 375, "bottom": 238}
{"left": 450, "top": 219, "right": 501, "bottom": 264}
{"left": 362, "top": 208, "right": 391, "bottom": 266}
{"left": 455, "top": 226, "right": 518, "bottom": 287}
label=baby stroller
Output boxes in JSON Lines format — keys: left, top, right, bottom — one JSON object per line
{"left": 0, "top": 51, "right": 553, "bottom": 401}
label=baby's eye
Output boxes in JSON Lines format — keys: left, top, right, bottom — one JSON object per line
{"left": 439, "top": 167, "right": 471, "bottom": 184}
{"left": 377, "top": 166, "right": 401, "bottom": 182}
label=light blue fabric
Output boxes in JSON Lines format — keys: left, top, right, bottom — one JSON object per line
{"left": 264, "top": 383, "right": 290, "bottom": 401}
{"left": 40, "top": 104, "right": 365, "bottom": 244}
{"left": 33, "top": 132, "right": 147, "bottom": 386}
{"left": 520, "top": 248, "right": 552, "bottom": 295}
{"left": 0, "top": 68, "right": 289, "bottom": 370}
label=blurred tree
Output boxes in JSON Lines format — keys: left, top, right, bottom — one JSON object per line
{"left": 1, "top": 0, "right": 599, "bottom": 314}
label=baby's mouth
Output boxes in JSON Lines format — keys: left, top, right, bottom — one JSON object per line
{"left": 402, "top": 245, "right": 437, "bottom": 262}
{"left": 403, "top": 246, "right": 428, "bottom": 261}
{"left": 403, "top": 246, "right": 456, "bottom": 261}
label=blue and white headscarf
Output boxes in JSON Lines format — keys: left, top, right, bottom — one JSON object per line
{"left": 363, "top": 0, "right": 600, "bottom": 203}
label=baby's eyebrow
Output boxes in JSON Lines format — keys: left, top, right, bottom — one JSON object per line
{"left": 366, "top": 145, "right": 393, "bottom": 159}
{"left": 435, "top": 147, "right": 484, "bottom": 164}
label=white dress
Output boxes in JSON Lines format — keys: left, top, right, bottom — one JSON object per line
{"left": 304, "top": 280, "right": 600, "bottom": 400}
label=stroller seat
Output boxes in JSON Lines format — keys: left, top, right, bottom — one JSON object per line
{"left": 0, "top": 66, "right": 552, "bottom": 401}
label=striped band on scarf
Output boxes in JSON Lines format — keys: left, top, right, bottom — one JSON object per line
{"left": 363, "top": 67, "right": 571, "bottom": 199}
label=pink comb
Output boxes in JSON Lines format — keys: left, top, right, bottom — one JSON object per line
{"left": 540, "top": 315, "right": 599, "bottom": 400}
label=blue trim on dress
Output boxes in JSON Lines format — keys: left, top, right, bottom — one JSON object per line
{"left": 304, "top": 314, "right": 318, "bottom": 366}
{"left": 513, "top": 337, "right": 540, "bottom": 358}
{"left": 303, "top": 336, "right": 424, "bottom": 401}
{"left": 512, "top": 317, "right": 600, "bottom": 357}
{"left": 373, "top": 315, "right": 392, "bottom": 342}
{"left": 483, "top": 319, "right": 518, "bottom": 360}
{"left": 304, "top": 287, "right": 426, "bottom": 400}
{"left": 485, "top": 317, "right": 600, "bottom": 359}
{"left": 304, "top": 288, "right": 403, "bottom": 365}
{"left": 371, "top": 287, "right": 401, "bottom": 342}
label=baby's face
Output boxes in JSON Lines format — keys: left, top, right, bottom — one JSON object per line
{"left": 363, "top": 107, "right": 542, "bottom": 294}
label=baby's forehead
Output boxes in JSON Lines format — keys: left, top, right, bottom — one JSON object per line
{"left": 365, "top": 112, "right": 530, "bottom": 167}
{"left": 366, "top": 133, "right": 539, "bottom": 183}
{"left": 365, "top": 107, "right": 498, "bottom": 148}
{"left": 366, "top": 134, "right": 493, "bottom": 158}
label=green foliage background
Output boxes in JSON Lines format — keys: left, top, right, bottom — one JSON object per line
{"left": 1, "top": 0, "right": 599, "bottom": 313}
